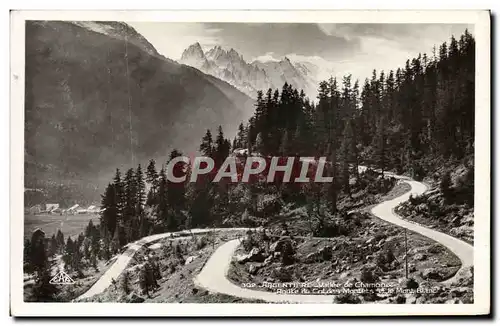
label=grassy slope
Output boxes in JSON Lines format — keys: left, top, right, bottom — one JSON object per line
{"left": 82, "top": 230, "right": 264, "bottom": 303}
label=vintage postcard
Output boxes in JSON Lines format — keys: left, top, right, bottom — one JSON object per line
{"left": 10, "top": 10, "right": 490, "bottom": 316}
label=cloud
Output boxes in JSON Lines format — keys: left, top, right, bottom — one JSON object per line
{"left": 202, "top": 23, "right": 360, "bottom": 61}
{"left": 129, "top": 22, "right": 473, "bottom": 82}
{"left": 129, "top": 22, "right": 221, "bottom": 60}
{"left": 317, "top": 23, "right": 334, "bottom": 36}
{"left": 252, "top": 52, "right": 280, "bottom": 62}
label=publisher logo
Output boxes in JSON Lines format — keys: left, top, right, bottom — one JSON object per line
{"left": 49, "top": 271, "right": 75, "bottom": 285}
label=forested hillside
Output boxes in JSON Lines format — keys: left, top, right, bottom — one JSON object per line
{"left": 242, "top": 29, "right": 475, "bottom": 177}
{"left": 24, "top": 21, "right": 253, "bottom": 206}
{"left": 25, "top": 29, "right": 476, "bottom": 303}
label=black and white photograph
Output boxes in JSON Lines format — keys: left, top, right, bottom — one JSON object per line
{"left": 10, "top": 10, "right": 490, "bottom": 316}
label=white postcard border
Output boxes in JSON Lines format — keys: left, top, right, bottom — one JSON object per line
{"left": 10, "top": 9, "right": 490, "bottom": 316}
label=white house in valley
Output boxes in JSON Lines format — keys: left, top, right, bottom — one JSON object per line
{"left": 66, "top": 204, "right": 80, "bottom": 214}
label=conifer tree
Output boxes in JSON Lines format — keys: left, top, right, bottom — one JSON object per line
{"left": 111, "top": 227, "right": 120, "bottom": 254}
{"left": 56, "top": 229, "right": 65, "bottom": 253}
{"left": 163, "top": 150, "right": 187, "bottom": 231}
{"left": 254, "top": 90, "right": 266, "bottom": 131}
{"left": 29, "top": 229, "right": 57, "bottom": 302}
{"left": 157, "top": 167, "right": 171, "bottom": 230}
{"left": 31, "top": 265, "right": 57, "bottom": 302}
{"left": 121, "top": 270, "right": 131, "bottom": 295}
{"left": 62, "top": 236, "right": 74, "bottom": 269}
{"left": 189, "top": 175, "right": 214, "bottom": 228}
{"left": 136, "top": 164, "right": 146, "bottom": 214}
{"left": 30, "top": 229, "right": 47, "bottom": 276}
{"left": 440, "top": 170, "right": 453, "bottom": 203}
{"left": 247, "top": 117, "right": 256, "bottom": 154}
{"left": 139, "top": 266, "right": 150, "bottom": 297}
{"left": 85, "top": 219, "right": 95, "bottom": 237}
{"left": 235, "top": 122, "right": 247, "bottom": 149}
{"left": 123, "top": 168, "right": 138, "bottom": 241}
{"left": 339, "top": 121, "right": 356, "bottom": 196}
{"left": 373, "top": 116, "right": 387, "bottom": 174}
{"left": 24, "top": 238, "right": 32, "bottom": 273}
{"left": 100, "top": 183, "right": 119, "bottom": 239}
{"left": 112, "top": 168, "right": 125, "bottom": 222}
{"left": 254, "top": 132, "right": 264, "bottom": 154}
{"left": 279, "top": 130, "right": 290, "bottom": 157}
{"left": 166, "top": 149, "right": 187, "bottom": 217}
{"left": 232, "top": 137, "right": 237, "bottom": 151}
{"left": 49, "top": 234, "right": 58, "bottom": 257}
{"left": 214, "top": 126, "right": 230, "bottom": 167}
{"left": 200, "top": 129, "right": 214, "bottom": 157}
{"left": 146, "top": 159, "right": 159, "bottom": 205}
{"left": 101, "top": 234, "right": 111, "bottom": 260}
{"left": 83, "top": 237, "right": 91, "bottom": 260}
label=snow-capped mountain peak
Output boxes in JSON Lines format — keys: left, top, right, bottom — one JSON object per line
{"left": 180, "top": 42, "right": 207, "bottom": 67}
{"left": 205, "top": 45, "right": 224, "bottom": 60}
{"left": 182, "top": 42, "right": 204, "bottom": 58}
{"left": 179, "top": 43, "right": 325, "bottom": 99}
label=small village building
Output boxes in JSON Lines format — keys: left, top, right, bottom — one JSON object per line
{"left": 233, "top": 148, "right": 249, "bottom": 157}
{"left": 28, "top": 204, "right": 42, "bottom": 215}
{"left": 86, "top": 205, "right": 100, "bottom": 214}
{"left": 66, "top": 204, "right": 80, "bottom": 214}
{"left": 45, "top": 204, "right": 60, "bottom": 213}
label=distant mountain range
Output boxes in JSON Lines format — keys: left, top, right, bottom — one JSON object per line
{"left": 25, "top": 21, "right": 254, "bottom": 204}
{"left": 179, "top": 42, "right": 333, "bottom": 100}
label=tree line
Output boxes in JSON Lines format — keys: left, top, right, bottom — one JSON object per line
{"left": 231, "top": 29, "right": 475, "bottom": 210}
{"left": 24, "top": 29, "right": 475, "bottom": 301}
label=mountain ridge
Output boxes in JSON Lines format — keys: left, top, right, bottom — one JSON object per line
{"left": 25, "top": 21, "right": 254, "bottom": 205}
{"left": 179, "top": 43, "right": 325, "bottom": 99}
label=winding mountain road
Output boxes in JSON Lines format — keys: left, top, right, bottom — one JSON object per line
{"left": 371, "top": 172, "right": 473, "bottom": 285}
{"left": 195, "top": 170, "right": 473, "bottom": 302}
{"left": 77, "top": 229, "right": 219, "bottom": 301}
{"left": 77, "top": 169, "right": 473, "bottom": 302}
{"left": 76, "top": 228, "right": 248, "bottom": 301}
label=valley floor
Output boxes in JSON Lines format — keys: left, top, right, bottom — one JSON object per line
{"left": 24, "top": 213, "right": 99, "bottom": 239}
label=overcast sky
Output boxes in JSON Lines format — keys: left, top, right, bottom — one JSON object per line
{"left": 129, "top": 22, "right": 472, "bottom": 81}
